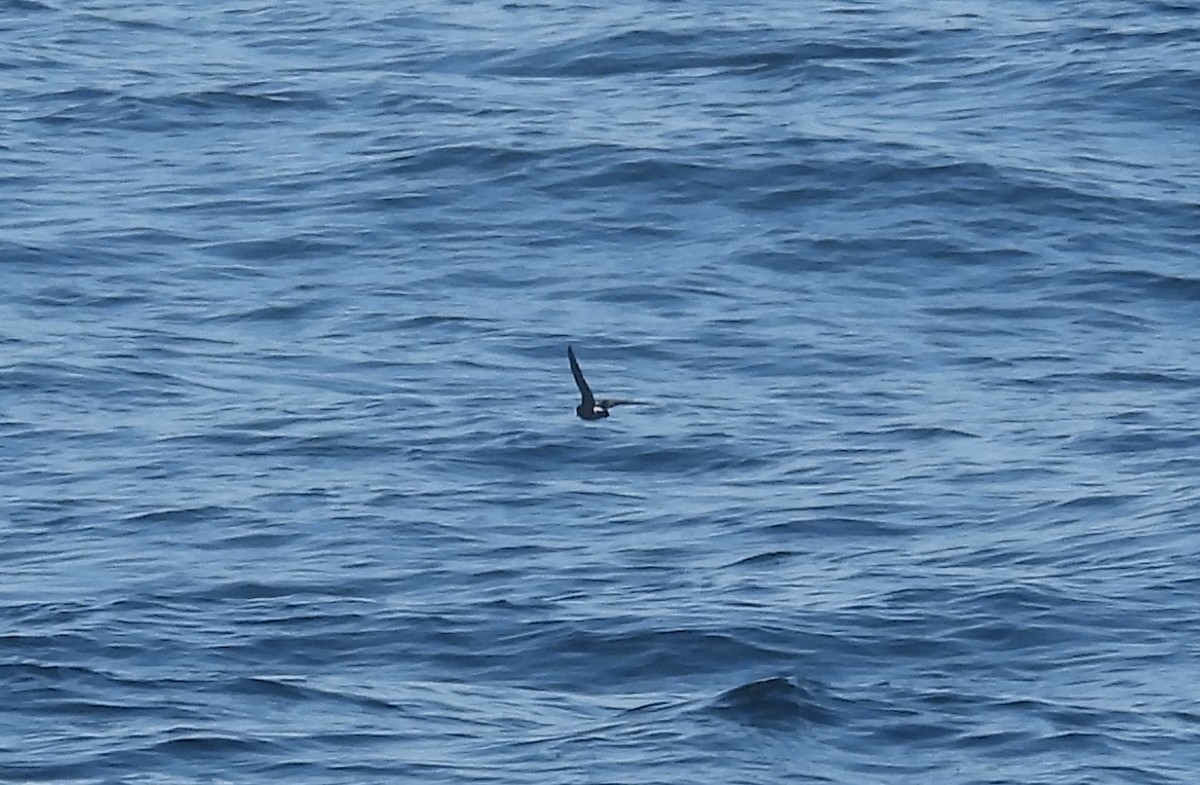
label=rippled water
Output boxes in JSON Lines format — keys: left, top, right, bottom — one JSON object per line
{"left": 4, "top": 1, "right": 1200, "bottom": 782}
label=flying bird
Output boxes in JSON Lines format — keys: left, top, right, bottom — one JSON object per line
{"left": 568, "top": 345, "right": 645, "bottom": 420}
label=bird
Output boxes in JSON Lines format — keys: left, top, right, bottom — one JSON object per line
{"left": 568, "top": 345, "right": 644, "bottom": 420}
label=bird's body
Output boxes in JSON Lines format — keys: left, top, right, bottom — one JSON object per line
{"left": 568, "top": 345, "right": 643, "bottom": 420}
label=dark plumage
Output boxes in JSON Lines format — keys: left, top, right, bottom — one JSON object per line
{"left": 568, "top": 345, "right": 643, "bottom": 420}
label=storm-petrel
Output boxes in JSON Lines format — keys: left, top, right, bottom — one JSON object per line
{"left": 568, "top": 345, "right": 644, "bottom": 420}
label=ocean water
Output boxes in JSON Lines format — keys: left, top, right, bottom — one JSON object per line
{"left": 3, "top": 0, "right": 1200, "bottom": 782}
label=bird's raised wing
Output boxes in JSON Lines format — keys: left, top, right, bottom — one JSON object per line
{"left": 567, "top": 345, "right": 594, "bottom": 407}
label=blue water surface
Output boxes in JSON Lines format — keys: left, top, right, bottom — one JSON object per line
{"left": 3, "top": 1, "right": 1200, "bottom": 782}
